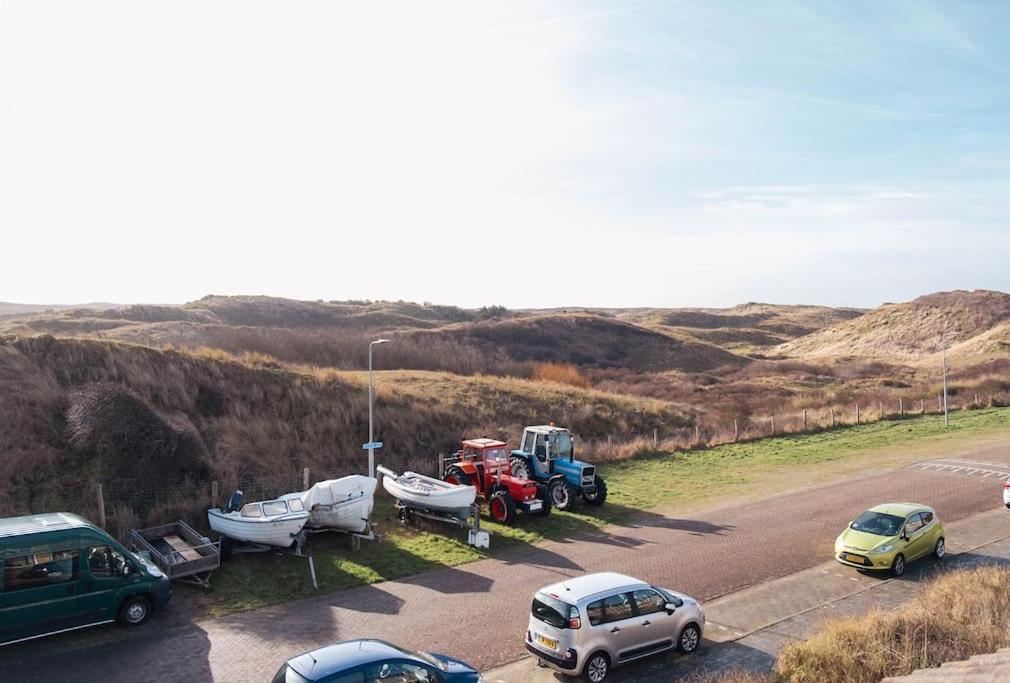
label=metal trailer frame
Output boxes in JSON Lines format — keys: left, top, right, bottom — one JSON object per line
{"left": 129, "top": 521, "right": 221, "bottom": 589}
{"left": 393, "top": 500, "right": 490, "bottom": 548}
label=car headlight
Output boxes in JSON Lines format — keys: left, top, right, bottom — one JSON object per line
{"left": 869, "top": 544, "right": 894, "bottom": 555}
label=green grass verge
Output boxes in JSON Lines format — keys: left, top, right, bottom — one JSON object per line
{"left": 196, "top": 408, "right": 1010, "bottom": 616}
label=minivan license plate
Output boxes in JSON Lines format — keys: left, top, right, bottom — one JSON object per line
{"left": 537, "top": 633, "right": 557, "bottom": 650}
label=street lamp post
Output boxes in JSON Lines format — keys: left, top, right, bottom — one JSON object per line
{"left": 368, "top": 339, "right": 390, "bottom": 478}
{"left": 940, "top": 336, "right": 949, "bottom": 428}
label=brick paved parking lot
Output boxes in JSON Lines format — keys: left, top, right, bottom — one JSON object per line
{"left": 2, "top": 446, "right": 1008, "bottom": 682}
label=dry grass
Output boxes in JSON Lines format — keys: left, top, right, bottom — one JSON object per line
{"left": 775, "top": 565, "right": 1010, "bottom": 682}
{"left": 531, "top": 362, "right": 592, "bottom": 389}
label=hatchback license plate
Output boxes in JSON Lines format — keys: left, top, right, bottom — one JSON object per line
{"left": 844, "top": 553, "right": 864, "bottom": 564}
{"left": 537, "top": 634, "right": 557, "bottom": 650}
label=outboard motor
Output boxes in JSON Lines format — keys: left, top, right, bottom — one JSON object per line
{"left": 225, "top": 490, "right": 244, "bottom": 513}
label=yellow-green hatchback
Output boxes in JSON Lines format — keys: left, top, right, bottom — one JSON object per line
{"left": 835, "top": 503, "right": 945, "bottom": 576}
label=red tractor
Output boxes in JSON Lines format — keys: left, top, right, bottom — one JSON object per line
{"left": 443, "top": 438, "right": 551, "bottom": 524}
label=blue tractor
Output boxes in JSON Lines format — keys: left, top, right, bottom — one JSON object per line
{"left": 509, "top": 425, "right": 607, "bottom": 511}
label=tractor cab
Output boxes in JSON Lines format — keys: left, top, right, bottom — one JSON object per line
{"left": 458, "top": 438, "right": 511, "bottom": 486}
{"left": 510, "top": 425, "right": 607, "bottom": 511}
{"left": 442, "top": 438, "right": 551, "bottom": 524}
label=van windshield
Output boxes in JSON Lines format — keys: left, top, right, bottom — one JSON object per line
{"left": 532, "top": 592, "right": 572, "bottom": 629}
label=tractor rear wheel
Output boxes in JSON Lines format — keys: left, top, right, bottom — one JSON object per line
{"left": 583, "top": 476, "right": 608, "bottom": 506}
{"left": 488, "top": 490, "right": 516, "bottom": 524}
{"left": 549, "top": 478, "right": 577, "bottom": 511}
{"left": 532, "top": 484, "right": 552, "bottom": 516}
{"left": 509, "top": 457, "right": 531, "bottom": 479}
{"left": 443, "top": 466, "right": 471, "bottom": 487}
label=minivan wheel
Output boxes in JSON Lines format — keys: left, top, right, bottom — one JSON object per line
{"left": 934, "top": 537, "right": 946, "bottom": 560}
{"left": 679, "top": 623, "right": 701, "bottom": 653}
{"left": 891, "top": 554, "right": 906, "bottom": 577}
{"left": 581, "top": 652, "right": 610, "bottom": 683}
{"left": 118, "top": 595, "right": 151, "bottom": 626}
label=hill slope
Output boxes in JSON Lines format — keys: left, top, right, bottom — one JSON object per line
{"left": 775, "top": 290, "right": 1010, "bottom": 360}
{"left": 0, "top": 335, "right": 691, "bottom": 526}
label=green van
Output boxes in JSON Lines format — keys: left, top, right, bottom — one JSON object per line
{"left": 0, "top": 512, "right": 172, "bottom": 645}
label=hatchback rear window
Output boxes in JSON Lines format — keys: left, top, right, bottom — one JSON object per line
{"left": 532, "top": 592, "right": 573, "bottom": 629}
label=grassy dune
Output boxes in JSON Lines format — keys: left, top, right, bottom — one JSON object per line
{"left": 197, "top": 407, "right": 1010, "bottom": 615}
{"left": 775, "top": 565, "right": 1010, "bottom": 682}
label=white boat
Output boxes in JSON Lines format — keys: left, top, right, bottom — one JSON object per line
{"left": 207, "top": 493, "right": 310, "bottom": 548}
{"left": 377, "top": 465, "right": 476, "bottom": 518}
{"left": 279, "top": 475, "right": 376, "bottom": 533}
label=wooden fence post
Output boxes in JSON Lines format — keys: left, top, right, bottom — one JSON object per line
{"left": 695, "top": 424, "right": 700, "bottom": 445}
{"left": 303, "top": 467, "right": 310, "bottom": 490}
{"left": 770, "top": 416, "right": 775, "bottom": 435}
{"left": 938, "top": 394, "right": 942, "bottom": 411}
{"left": 830, "top": 408, "right": 835, "bottom": 427}
{"left": 920, "top": 399, "right": 925, "bottom": 414}
{"left": 96, "top": 483, "right": 106, "bottom": 529}
{"left": 211, "top": 480, "right": 219, "bottom": 507}
{"left": 899, "top": 398, "right": 903, "bottom": 416}
{"left": 855, "top": 405, "right": 860, "bottom": 423}
{"left": 878, "top": 401, "right": 883, "bottom": 418}
{"left": 733, "top": 419, "right": 739, "bottom": 442}
{"left": 803, "top": 410, "right": 807, "bottom": 430}
{"left": 608, "top": 434, "right": 613, "bottom": 456}
{"left": 974, "top": 393, "right": 979, "bottom": 408}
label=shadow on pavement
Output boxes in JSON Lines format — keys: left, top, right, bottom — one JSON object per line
{"left": 398, "top": 564, "right": 495, "bottom": 595}
{"left": 0, "top": 620, "right": 212, "bottom": 682}
{"left": 328, "top": 583, "right": 405, "bottom": 615}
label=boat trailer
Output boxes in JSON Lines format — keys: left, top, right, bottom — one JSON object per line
{"left": 394, "top": 500, "right": 490, "bottom": 549}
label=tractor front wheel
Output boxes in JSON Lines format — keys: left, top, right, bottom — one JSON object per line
{"left": 510, "top": 457, "right": 531, "bottom": 480}
{"left": 583, "top": 476, "right": 608, "bottom": 506}
{"left": 533, "top": 484, "right": 552, "bottom": 516}
{"left": 443, "top": 466, "right": 471, "bottom": 487}
{"left": 549, "top": 478, "right": 577, "bottom": 511}
{"left": 488, "top": 490, "right": 517, "bottom": 525}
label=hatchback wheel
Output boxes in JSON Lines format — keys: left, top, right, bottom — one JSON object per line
{"left": 934, "top": 537, "right": 946, "bottom": 560}
{"left": 581, "top": 652, "right": 609, "bottom": 683}
{"left": 891, "top": 554, "right": 906, "bottom": 577}
{"left": 679, "top": 623, "right": 701, "bottom": 653}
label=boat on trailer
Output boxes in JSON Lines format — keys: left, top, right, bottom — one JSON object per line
{"left": 279, "top": 475, "right": 377, "bottom": 535}
{"left": 207, "top": 492, "right": 310, "bottom": 550}
{"left": 377, "top": 465, "right": 476, "bottom": 518}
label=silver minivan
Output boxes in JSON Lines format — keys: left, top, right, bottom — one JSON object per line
{"left": 525, "top": 572, "right": 704, "bottom": 682}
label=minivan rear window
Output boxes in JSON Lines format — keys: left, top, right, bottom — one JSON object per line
{"left": 532, "top": 592, "right": 573, "bottom": 629}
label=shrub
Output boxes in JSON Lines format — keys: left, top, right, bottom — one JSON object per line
{"left": 531, "top": 362, "right": 592, "bottom": 389}
{"left": 775, "top": 565, "right": 1010, "bottom": 682}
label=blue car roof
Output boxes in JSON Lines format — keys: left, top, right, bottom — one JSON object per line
{"left": 287, "top": 640, "right": 423, "bottom": 679}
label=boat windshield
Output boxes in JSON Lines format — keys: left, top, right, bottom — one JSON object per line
{"left": 262, "top": 501, "right": 289, "bottom": 516}
{"left": 240, "top": 503, "right": 262, "bottom": 518}
{"left": 287, "top": 498, "right": 304, "bottom": 512}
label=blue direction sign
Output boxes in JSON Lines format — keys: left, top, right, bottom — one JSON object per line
{"left": 362, "top": 441, "right": 383, "bottom": 450}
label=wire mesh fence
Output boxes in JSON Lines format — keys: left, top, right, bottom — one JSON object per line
{"left": 4, "top": 391, "right": 1005, "bottom": 541}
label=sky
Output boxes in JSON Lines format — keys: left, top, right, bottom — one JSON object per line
{"left": 1, "top": 1, "right": 1009, "bottom": 309}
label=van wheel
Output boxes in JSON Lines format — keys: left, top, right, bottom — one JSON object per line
{"left": 118, "top": 595, "right": 152, "bottom": 626}
{"left": 679, "top": 623, "right": 701, "bottom": 652}
{"left": 581, "top": 652, "right": 610, "bottom": 683}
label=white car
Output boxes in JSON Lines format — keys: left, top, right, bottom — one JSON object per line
{"left": 1004, "top": 480, "right": 1010, "bottom": 509}
{"left": 525, "top": 572, "right": 704, "bottom": 682}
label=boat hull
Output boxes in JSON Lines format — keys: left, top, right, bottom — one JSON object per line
{"left": 207, "top": 509, "right": 309, "bottom": 547}
{"left": 281, "top": 475, "right": 377, "bottom": 533}
{"left": 381, "top": 470, "right": 476, "bottom": 519}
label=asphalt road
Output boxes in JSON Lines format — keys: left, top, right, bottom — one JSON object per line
{"left": 2, "top": 446, "right": 1008, "bottom": 682}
